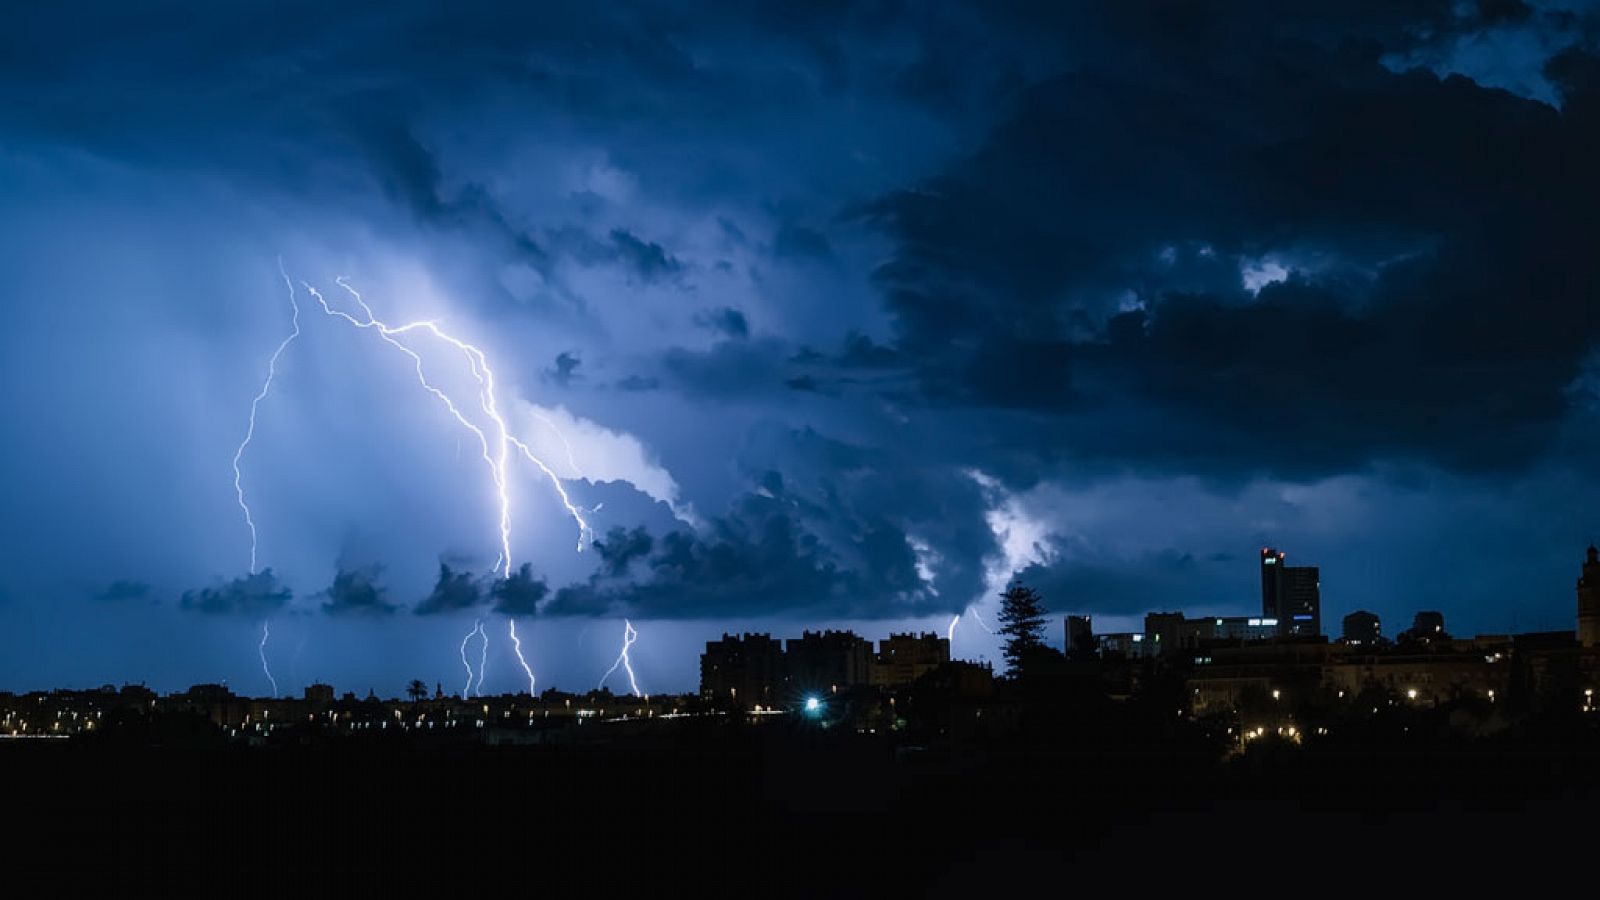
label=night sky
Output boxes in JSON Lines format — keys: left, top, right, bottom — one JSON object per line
{"left": 4, "top": 1, "right": 1600, "bottom": 696}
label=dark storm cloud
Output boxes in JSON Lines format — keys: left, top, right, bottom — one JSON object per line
{"left": 95, "top": 580, "right": 151, "bottom": 605}
{"left": 1013, "top": 548, "right": 1240, "bottom": 619}
{"left": 772, "top": 221, "right": 833, "bottom": 260}
{"left": 694, "top": 307, "right": 750, "bottom": 340}
{"left": 544, "top": 226, "right": 684, "bottom": 283}
{"left": 544, "top": 496, "right": 932, "bottom": 619}
{"left": 594, "top": 526, "right": 655, "bottom": 578}
{"left": 836, "top": 332, "right": 904, "bottom": 370}
{"left": 545, "top": 493, "right": 929, "bottom": 619}
{"left": 608, "top": 229, "right": 683, "bottom": 283}
{"left": 349, "top": 118, "right": 551, "bottom": 269}
{"left": 0, "top": 2, "right": 976, "bottom": 305}
{"left": 321, "top": 567, "right": 398, "bottom": 617}
{"left": 546, "top": 430, "right": 998, "bottom": 619}
{"left": 180, "top": 570, "right": 291, "bottom": 617}
{"left": 858, "top": 7, "right": 1600, "bottom": 480}
{"left": 490, "top": 564, "right": 549, "bottom": 617}
{"left": 413, "top": 564, "right": 483, "bottom": 616}
{"left": 659, "top": 339, "right": 797, "bottom": 400}
{"left": 547, "top": 352, "right": 582, "bottom": 387}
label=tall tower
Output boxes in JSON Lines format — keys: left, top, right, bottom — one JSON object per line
{"left": 1261, "top": 547, "right": 1321, "bottom": 637}
{"left": 1579, "top": 545, "right": 1600, "bottom": 648}
{"left": 1261, "top": 548, "right": 1286, "bottom": 620}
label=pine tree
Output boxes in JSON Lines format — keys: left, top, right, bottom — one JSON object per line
{"left": 997, "top": 583, "right": 1048, "bottom": 677}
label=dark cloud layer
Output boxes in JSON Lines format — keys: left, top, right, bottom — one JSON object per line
{"left": 547, "top": 496, "right": 918, "bottom": 618}
{"left": 862, "top": 11, "right": 1600, "bottom": 481}
{"left": 547, "top": 446, "right": 996, "bottom": 619}
{"left": 413, "top": 564, "right": 483, "bottom": 616}
{"left": 490, "top": 564, "right": 549, "bottom": 617}
{"left": 180, "top": 570, "right": 291, "bottom": 617}
{"left": 321, "top": 567, "right": 397, "bottom": 617}
{"left": 1015, "top": 548, "right": 1235, "bottom": 619}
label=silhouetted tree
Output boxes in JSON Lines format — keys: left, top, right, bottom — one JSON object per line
{"left": 406, "top": 679, "right": 427, "bottom": 703}
{"left": 998, "top": 583, "right": 1048, "bottom": 677}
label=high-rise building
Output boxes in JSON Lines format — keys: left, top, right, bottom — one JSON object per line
{"left": 1066, "top": 616, "right": 1095, "bottom": 657}
{"left": 1577, "top": 545, "right": 1600, "bottom": 648}
{"left": 1260, "top": 547, "right": 1321, "bottom": 636}
{"left": 1341, "top": 610, "right": 1381, "bottom": 646}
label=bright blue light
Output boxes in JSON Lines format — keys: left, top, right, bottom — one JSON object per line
{"left": 804, "top": 696, "right": 821, "bottom": 713}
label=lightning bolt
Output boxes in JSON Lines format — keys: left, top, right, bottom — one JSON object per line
{"left": 293, "top": 276, "right": 588, "bottom": 576}
{"left": 259, "top": 621, "right": 278, "bottom": 698}
{"left": 530, "top": 409, "right": 584, "bottom": 478}
{"left": 947, "top": 608, "right": 997, "bottom": 643}
{"left": 599, "top": 619, "right": 641, "bottom": 697}
{"left": 460, "top": 619, "right": 485, "bottom": 700}
{"left": 968, "top": 608, "right": 997, "bottom": 635}
{"left": 232, "top": 259, "right": 301, "bottom": 573}
{"left": 475, "top": 619, "right": 489, "bottom": 697}
{"left": 508, "top": 619, "right": 536, "bottom": 696}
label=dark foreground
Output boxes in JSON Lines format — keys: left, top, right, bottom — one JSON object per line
{"left": 9, "top": 719, "right": 1599, "bottom": 893}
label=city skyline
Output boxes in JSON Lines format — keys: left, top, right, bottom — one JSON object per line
{"left": 6, "top": 3, "right": 1600, "bottom": 706}
{"left": 7, "top": 539, "right": 1593, "bottom": 700}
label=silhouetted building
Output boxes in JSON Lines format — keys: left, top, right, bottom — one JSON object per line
{"left": 1066, "top": 616, "right": 1095, "bottom": 657}
{"left": 1261, "top": 547, "right": 1321, "bottom": 636}
{"left": 1144, "top": 612, "right": 1185, "bottom": 656}
{"left": 178, "top": 684, "right": 249, "bottom": 728}
{"left": 1342, "top": 610, "right": 1382, "bottom": 646}
{"left": 1402, "top": 611, "right": 1448, "bottom": 643}
{"left": 184, "top": 684, "right": 234, "bottom": 703}
{"left": 785, "top": 630, "right": 873, "bottom": 693}
{"left": 1579, "top": 545, "right": 1600, "bottom": 648}
{"left": 304, "top": 683, "right": 335, "bottom": 706}
{"left": 700, "top": 633, "right": 785, "bottom": 707}
{"left": 872, "top": 632, "right": 950, "bottom": 688}
{"left": 1097, "top": 632, "right": 1149, "bottom": 659}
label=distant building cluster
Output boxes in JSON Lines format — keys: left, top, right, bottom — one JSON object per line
{"left": 10, "top": 545, "right": 1600, "bottom": 751}
{"left": 1075, "top": 547, "right": 1323, "bottom": 658}
{"left": 1062, "top": 544, "right": 1600, "bottom": 743}
{"left": 0, "top": 682, "right": 704, "bottom": 743}
{"left": 700, "top": 630, "right": 951, "bottom": 708}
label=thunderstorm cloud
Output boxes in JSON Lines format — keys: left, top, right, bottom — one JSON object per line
{"left": 3, "top": 1, "right": 1600, "bottom": 691}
